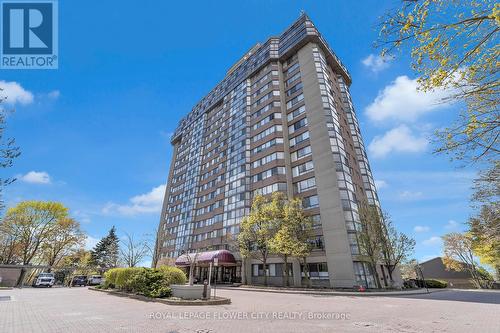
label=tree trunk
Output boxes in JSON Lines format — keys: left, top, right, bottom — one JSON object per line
{"left": 16, "top": 268, "right": 26, "bottom": 287}
{"left": 387, "top": 265, "right": 395, "bottom": 288}
{"left": 283, "top": 255, "right": 289, "bottom": 287}
{"left": 188, "top": 263, "right": 195, "bottom": 286}
{"left": 263, "top": 257, "right": 268, "bottom": 286}
{"left": 302, "top": 257, "right": 311, "bottom": 288}
{"left": 371, "top": 262, "right": 382, "bottom": 289}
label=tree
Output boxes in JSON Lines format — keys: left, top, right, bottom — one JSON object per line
{"left": 41, "top": 217, "right": 86, "bottom": 271}
{"left": 57, "top": 248, "right": 94, "bottom": 284}
{"left": 0, "top": 217, "right": 22, "bottom": 264}
{"left": 379, "top": 213, "right": 416, "bottom": 286}
{"left": 0, "top": 89, "right": 21, "bottom": 212}
{"left": 269, "top": 197, "right": 314, "bottom": 287}
{"left": 378, "top": 0, "right": 499, "bottom": 162}
{"left": 468, "top": 204, "right": 500, "bottom": 277}
{"left": 467, "top": 160, "right": 499, "bottom": 277}
{"left": 182, "top": 251, "right": 199, "bottom": 286}
{"left": 399, "top": 259, "right": 418, "bottom": 280}
{"left": 90, "top": 226, "right": 119, "bottom": 274}
{"left": 2, "top": 201, "right": 69, "bottom": 285}
{"left": 357, "top": 203, "right": 385, "bottom": 288}
{"left": 238, "top": 193, "right": 281, "bottom": 286}
{"left": 442, "top": 232, "right": 492, "bottom": 288}
{"left": 472, "top": 161, "right": 500, "bottom": 205}
{"left": 120, "top": 233, "right": 150, "bottom": 268}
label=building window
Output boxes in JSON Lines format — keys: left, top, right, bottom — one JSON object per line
{"left": 292, "top": 161, "right": 314, "bottom": 177}
{"left": 288, "top": 118, "right": 308, "bottom": 134}
{"left": 286, "top": 93, "right": 304, "bottom": 110}
{"left": 289, "top": 131, "right": 309, "bottom": 147}
{"left": 287, "top": 105, "right": 306, "bottom": 121}
{"left": 301, "top": 263, "right": 328, "bottom": 279}
{"left": 353, "top": 262, "right": 376, "bottom": 288}
{"left": 294, "top": 177, "right": 316, "bottom": 193}
{"left": 290, "top": 145, "right": 312, "bottom": 162}
{"left": 302, "top": 195, "right": 319, "bottom": 209}
{"left": 252, "top": 264, "right": 293, "bottom": 277}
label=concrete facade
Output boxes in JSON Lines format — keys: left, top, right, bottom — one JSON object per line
{"left": 155, "top": 14, "right": 390, "bottom": 288}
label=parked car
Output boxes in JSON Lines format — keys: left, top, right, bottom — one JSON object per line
{"left": 32, "top": 273, "right": 55, "bottom": 288}
{"left": 70, "top": 275, "right": 88, "bottom": 287}
{"left": 87, "top": 275, "right": 102, "bottom": 286}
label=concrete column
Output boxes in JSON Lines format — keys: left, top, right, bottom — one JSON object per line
{"left": 297, "top": 43, "right": 356, "bottom": 288}
{"left": 292, "top": 259, "right": 302, "bottom": 287}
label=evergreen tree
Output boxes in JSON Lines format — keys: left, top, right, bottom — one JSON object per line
{"left": 90, "top": 226, "right": 119, "bottom": 273}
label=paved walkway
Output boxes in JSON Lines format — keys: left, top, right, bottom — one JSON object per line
{"left": 1, "top": 287, "right": 499, "bottom": 332}
{"left": 217, "top": 285, "right": 442, "bottom": 296}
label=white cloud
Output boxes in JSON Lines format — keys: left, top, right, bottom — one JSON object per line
{"left": 73, "top": 210, "right": 91, "bottom": 224}
{"left": 102, "top": 184, "right": 166, "bottom": 216}
{"left": 47, "top": 90, "right": 60, "bottom": 99}
{"left": 368, "top": 125, "right": 428, "bottom": 158}
{"left": 18, "top": 171, "right": 51, "bottom": 184}
{"left": 445, "top": 220, "right": 459, "bottom": 230}
{"left": 0, "top": 80, "right": 34, "bottom": 105}
{"left": 365, "top": 75, "right": 454, "bottom": 123}
{"left": 422, "top": 236, "right": 442, "bottom": 246}
{"left": 361, "top": 54, "right": 393, "bottom": 73}
{"left": 414, "top": 225, "right": 430, "bottom": 233}
{"left": 374, "top": 180, "right": 388, "bottom": 189}
{"left": 85, "top": 235, "right": 100, "bottom": 250}
{"left": 399, "top": 190, "right": 424, "bottom": 201}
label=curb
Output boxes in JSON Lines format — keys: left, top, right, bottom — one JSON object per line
{"left": 217, "top": 286, "right": 447, "bottom": 297}
{"left": 89, "top": 287, "right": 231, "bottom": 305}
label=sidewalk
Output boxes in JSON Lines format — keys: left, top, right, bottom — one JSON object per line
{"left": 217, "top": 285, "right": 447, "bottom": 296}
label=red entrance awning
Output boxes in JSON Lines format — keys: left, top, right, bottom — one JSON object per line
{"left": 175, "top": 250, "right": 236, "bottom": 267}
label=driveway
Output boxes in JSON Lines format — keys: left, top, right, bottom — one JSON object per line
{"left": 0, "top": 287, "right": 499, "bottom": 332}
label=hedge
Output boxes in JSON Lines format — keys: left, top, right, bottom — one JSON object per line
{"left": 420, "top": 279, "right": 448, "bottom": 288}
{"left": 158, "top": 265, "right": 187, "bottom": 285}
{"left": 103, "top": 266, "right": 187, "bottom": 298}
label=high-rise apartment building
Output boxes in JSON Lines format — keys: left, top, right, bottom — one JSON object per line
{"left": 155, "top": 14, "right": 393, "bottom": 288}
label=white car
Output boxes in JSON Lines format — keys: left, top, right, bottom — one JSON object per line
{"left": 87, "top": 275, "right": 102, "bottom": 286}
{"left": 32, "top": 273, "right": 55, "bottom": 287}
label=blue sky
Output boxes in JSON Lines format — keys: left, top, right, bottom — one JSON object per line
{"left": 1, "top": 0, "right": 475, "bottom": 263}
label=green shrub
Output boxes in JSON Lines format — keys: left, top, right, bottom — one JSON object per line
{"left": 115, "top": 267, "right": 143, "bottom": 292}
{"left": 102, "top": 267, "right": 177, "bottom": 298}
{"left": 424, "top": 279, "right": 448, "bottom": 288}
{"left": 158, "top": 265, "right": 187, "bottom": 285}
{"left": 103, "top": 268, "right": 120, "bottom": 288}
{"left": 129, "top": 268, "right": 172, "bottom": 298}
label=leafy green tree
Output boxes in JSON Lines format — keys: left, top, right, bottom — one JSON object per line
{"left": 60, "top": 248, "right": 94, "bottom": 274}
{"left": 468, "top": 204, "right": 500, "bottom": 277}
{"left": 378, "top": 0, "right": 499, "bottom": 162}
{"left": 357, "top": 203, "right": 385, "bottom": 288}
{"left": 90, "top": 226, "right": 120, "bottom": 274}
{"left": 270, "top": 197, "right": 314, "bottom": 287}
{"left": 2, "top": 201, "right": 68, "bottom": 285}
{"left": 238, "top": 193, "right": 281, "bottom": 286}
{"left": 42, "top": 217, "right": 86, "bottom": 271}
{"left": 442, "top": 232, "right": 492, "bottom": 288}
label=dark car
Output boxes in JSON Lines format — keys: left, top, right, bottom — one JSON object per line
{"left": 70, "top": 275, "right": 88, "bottom": 287}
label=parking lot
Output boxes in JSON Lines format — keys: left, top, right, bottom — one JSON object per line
{"left": 1, "top": 287, "right": 499, "bottom": 332}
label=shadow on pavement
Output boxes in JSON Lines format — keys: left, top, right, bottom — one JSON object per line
{"left": 390, "top": 289, "right": 500, "bottom": 305}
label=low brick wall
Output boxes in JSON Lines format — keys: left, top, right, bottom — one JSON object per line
{"left": 0, "top": 268, "right": 21, "bottom": 287}
{"left": 89, "top": 287, "right": 231, "bottom": 305}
